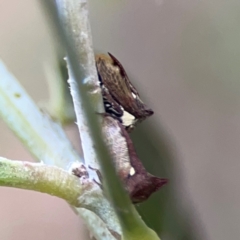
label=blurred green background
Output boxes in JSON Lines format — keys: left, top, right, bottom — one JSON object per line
{"left": 1, "top": 1, "right": 240, "bottom": 240}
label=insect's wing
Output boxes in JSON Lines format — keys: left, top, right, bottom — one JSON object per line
{"left": 96, "top": 53, "right": 153, "bottom": 120}
{"left": 107, "top": 52, "right": 139, "bottom": 96}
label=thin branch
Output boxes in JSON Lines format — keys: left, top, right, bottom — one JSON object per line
{"left": 0, "top": 60, "right": 82, "bottom": 168}
{"left": 77, "top": 208, "right": 120, "bottom": 240}
{"left": 77, "top": 186, "right": 121, "bottom": 235}
{"left": 43, "top": 59, "right": 76, "bottom": 124}
{"left": 41, "top": 1, "right": 161, "bottom": 240}
{"left": 0, "top": 157, "right": 117, "bottom": 240}
{"left": 0, "top": 157, "right": 81, "bottom": 206}
{"left": 55, "top": 0, "right": 104, "bottom": 173}
{"left": 0, "top": 41, "right": 121, "bottom": 238}
{"left": 37, "top": 1, "right": 164, "bottom": 240}
{"left": 47, "top": 0, "right": 132, "bottom": 211}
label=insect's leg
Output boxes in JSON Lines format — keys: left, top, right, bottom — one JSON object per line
{"left": 88, "top": 166, "right": 103, "bottom": 190}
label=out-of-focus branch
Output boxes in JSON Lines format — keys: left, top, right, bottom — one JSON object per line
{"left": 0, "top": 58, "right": 119, "bottom": 238}
{"left": 0, "top": 60, "right": 82, "bottom": 168}
{"left": 43, "top": 59, "right": 76, "bottom": 124}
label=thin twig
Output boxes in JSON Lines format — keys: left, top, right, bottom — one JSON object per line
{"left": 0, "top": 157, "right": 81, "bottom": 206}
{"left": 56, "top": 0, "right": 104, "bottom": 174}
{"left": 0, "top": 60, "right": 82, "bottom": 168}
{"left": 40, "top": 1, "right": 160, "bottom": 239}
{"left": 0, "top": 157, "right": 117, "bottom": 240}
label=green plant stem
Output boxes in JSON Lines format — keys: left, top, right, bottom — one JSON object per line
{"left": 0, "top": 157, "right": 81, "bottom": 206}
{"left": 43, "top": 59, "right": 76, "bottom": 124}
{"left": 0, "top": 58, "right": 119, "bottom": 238}
{"left": 41, "top": 1, "right": 161, "bottom": 239}
{"left": 0, "top": 60, "right": 81, "bottom": 169}
{"left": 77, "top": 208, "right": 118, "bottom": 240}
{"left": 0, "top": 157, "right": 116, "bottom": 240}
{"left": 55, "top": 0, "right": 105, "bottom": 174}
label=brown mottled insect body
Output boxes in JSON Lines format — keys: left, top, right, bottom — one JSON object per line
{"left": 94, "top": 53, "right": 166, "bottom": 202}
{"left": 96, "top": 53, "right": 154, "bottom": 131}
{"left": 102, "top": 115, "right": 168, "bottom": 203}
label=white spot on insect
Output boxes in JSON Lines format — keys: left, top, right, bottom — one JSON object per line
{"left": 131, "top": 92, "right": 137, "bottom": 99}
{"left": 121, "top": 110, "right": 135, "bottom": 127}
{"left": 129, "top": 167, "right": 136, "bottom": 176}
{"left": 105, "top": 103, "right": 111, "bottom": 108}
